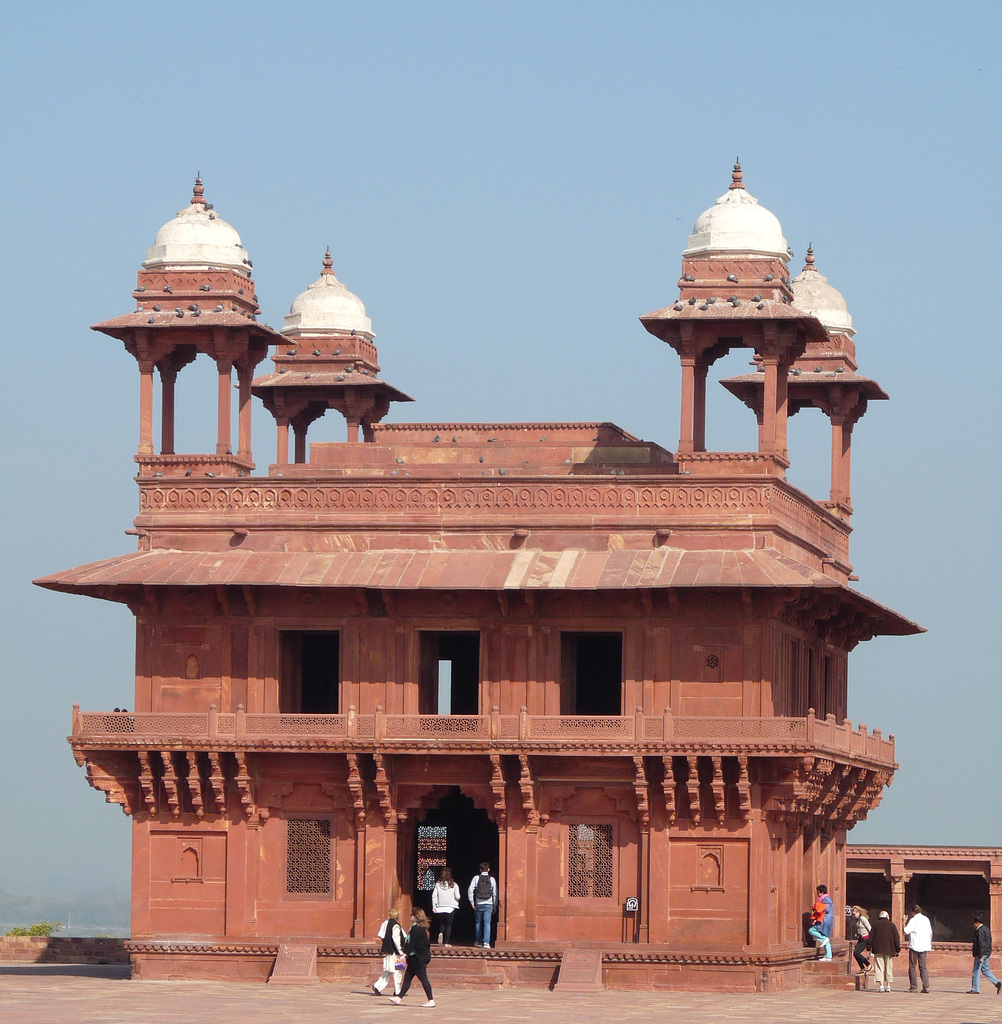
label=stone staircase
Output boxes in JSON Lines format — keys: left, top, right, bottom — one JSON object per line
{"left": 801, "top": 947, "right": 868, "bottom": 991}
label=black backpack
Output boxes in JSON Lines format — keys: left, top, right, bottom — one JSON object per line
{"left": 475, "top": 874, "right": 493, "bottom": 901}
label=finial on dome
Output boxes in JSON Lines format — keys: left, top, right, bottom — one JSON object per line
{"left": 191, "top": 175, "right": 205, "bottom": 206}
{"left": 729, "top": 159, "right": 744, "bottom": 190}
{"left": 322, "top": 248, "right": 334, "bottom": 276}
{"left": 803, "top": 243, "right": 816, "bottom": 272}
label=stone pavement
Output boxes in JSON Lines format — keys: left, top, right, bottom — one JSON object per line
{"left": 3, "top": 965, "right": 1002, "bottom": 1024}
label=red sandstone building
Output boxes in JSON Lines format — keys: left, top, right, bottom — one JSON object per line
{"left": 38, "top": 168, "right": 928, "bottom": 989}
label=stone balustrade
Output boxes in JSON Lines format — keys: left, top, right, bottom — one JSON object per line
{"left": 71, "top": 705, "right": 894, "bottom": 762}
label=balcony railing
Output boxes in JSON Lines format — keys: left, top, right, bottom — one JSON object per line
{"left": 71, "top": 705, "right": 894, "bottom": 762}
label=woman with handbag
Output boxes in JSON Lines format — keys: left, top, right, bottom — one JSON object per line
{"left": 372, "top": 908, "right": 405, "bottom": 997}
{"left": 390, "top": 907, "right": 435, "bottom": 1007}
{"left": 850, "top": 905, "right": 873, "bottom": 974}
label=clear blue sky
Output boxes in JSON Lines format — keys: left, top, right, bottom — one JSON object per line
{"left": 1, "top": 2, "right": 999, "bottom": 904}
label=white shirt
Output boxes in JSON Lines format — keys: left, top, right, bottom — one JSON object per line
{"left": 904, "top": 912, "right": 933, "bottom": 953}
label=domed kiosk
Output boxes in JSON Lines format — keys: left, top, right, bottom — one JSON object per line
{"left": 253, "top": 250, "right": 412, "bottom": 456}
{"left": 91, "top": 178, "right": 278, "bottom": 477}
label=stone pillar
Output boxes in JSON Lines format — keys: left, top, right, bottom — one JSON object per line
{"left": 524, "top": 826, "right": 538, "bottom": 941}
{"left": 889, "top": 866, "right": 908, "bottom": 928}
{"left": 829, "top": 414, "right": 853, "bottom": 507}
{"left": 138, "top": 361, "right": 155, "bottom": 455}
{"left": 496, "top": 825, "right": 508, "bottom": 943}
{"left": 647, "top": 819, "right": 670, "bottom": 943}
{"left": 216, "top": 359, "right": 233, "bottom": 456}
{"left": 276, "top": 419, "right": 289, "bottom": 466}
{"left": 159, "top": 368, "right": 177, "bottom": 455}
{"left": 237, "top": 361, "right": 252, "bottom": 459}
{"left": 747, "top": 810, "right": 772, "bottom": 947}
{"left": 760, "top": 358, "right": 779, "bottom": 455}
{"left": 692, "top": 362, "right": 708, "bottom": 452}
{"left": 678, "top": 356, "right": 696, "bottom": 453}
{"left": 989, "top": 871, "right": 1002, "bottom": 932}
{"left": 293, "top": 422, "right": 307, "bottom": 464}
{"left": 638, "top": 823, "right": 651, "bottom": 943}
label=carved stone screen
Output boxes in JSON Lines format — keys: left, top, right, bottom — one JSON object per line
{"left": 286, "top": 819, "right": 331, "bottom": 895}
{"left": 568, "top": 823, "right": 613, "bottom": 898}
{"left": 417, "top": 825, "right": 447, "bottom": 890}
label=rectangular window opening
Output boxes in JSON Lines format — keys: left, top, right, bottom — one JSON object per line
{"left": 561, "top": 632, "right": 623, "bottom": 715}
{"left": 286, "top": 818, "right": 331, "bottom": 895}
{"left": 418, "top": 632, "right": 480, "bottom": 714}
{"left": 568, "top": 822, "right": 614, "bottom": 898}
{"left": 280, "top": 631, "right": 340, "bottom": 713}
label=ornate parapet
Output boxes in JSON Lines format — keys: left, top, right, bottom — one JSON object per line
{"left": 133, "top": 475, "right": 850, "bottom": 558}
{"left": 71, "top": 708, "right": 894, "bottom": 762}
{"left": 135, "top": 453, "right": 255, "bottom": 480}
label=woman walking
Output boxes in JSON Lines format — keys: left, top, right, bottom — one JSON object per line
{"left": 432, "top": 867, "right": 461, "bottom": 946}
{"left": 850, "top": 905, "right": 872, "bottom": 974}
{"left": 372, "top": 908, "right": 405, "bottom": 997}
{"left": 390, "top": 907, "right": 435, "bottom": 1007}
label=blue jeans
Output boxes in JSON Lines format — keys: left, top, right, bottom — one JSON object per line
{"left": 474, "top": 903, "right": 494, "bottom": 946}
{"left": 972, "top": 955, "right": 1001, "bottom": 992}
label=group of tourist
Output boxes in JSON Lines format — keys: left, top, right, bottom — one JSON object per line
{"left": 810, "top": 883, "right": 1001, "bottom": 995}
{"left": 371, "top": 862, "right": 499, "bottom": 1007}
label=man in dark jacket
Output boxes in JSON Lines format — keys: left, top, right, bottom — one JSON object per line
{"left": 869, "top": 910, "right": 901, "bottom": 992}
{"left": 968, "top": 914, "right": 1002, "bottom": 995}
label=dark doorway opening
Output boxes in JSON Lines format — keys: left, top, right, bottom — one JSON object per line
{"left": 279, "top": 631, "right": 340, "bottom": 713}
{"left": 561, "top": 632, "right": 623, "bottom": 715}
{"left": 412, "top": 788, "right": 499, "bottom": 946}
{"left": 418, "top": 632, "right": 480, "bottom": 714}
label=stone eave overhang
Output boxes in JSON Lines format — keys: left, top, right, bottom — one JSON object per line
{"left": 721, "top": 371, "right": 889, "bottom": 405}
{"left": 35, "top": 547, "right": 923, "bottom": 638}
{"left": 251, "top": 371, "right": 414, "bottom": 403}
{"left": 639, "top": 301, "right": 830, "bottom": 345}
{"left": 91, "top": 311, "right": 281, "bottom": 342}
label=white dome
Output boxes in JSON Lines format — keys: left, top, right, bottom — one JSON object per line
{"left": 791, "top": 249, "right": 854, "bottom": 336}
{"left": 143, "top": 179, "right": 250, "bottom": 273}
{"left": 282, "top": 251, "right": 374, "bottom": 339}
{"left": 684, "top": 163, "right": 791, "bottom": 260}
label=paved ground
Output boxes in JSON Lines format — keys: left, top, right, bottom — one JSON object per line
{"left": 2, "top": 965, "right": 1002, "bottom": 1024}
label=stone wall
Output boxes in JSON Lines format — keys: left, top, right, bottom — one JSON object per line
{"left": 0, "top": 936, "right": 128, "bottom": 964}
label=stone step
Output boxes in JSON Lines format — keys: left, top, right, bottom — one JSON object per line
{"left": 802, "top": 956, "right": 857, "bottom": 990}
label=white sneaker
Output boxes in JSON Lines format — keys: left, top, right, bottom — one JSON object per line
{"left": 422, "top": 1000, "right": 436, "bottom": 1008}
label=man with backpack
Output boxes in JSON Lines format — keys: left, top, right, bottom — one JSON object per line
{"left": 468, "top": 862, "right": 498, "bottom": 948}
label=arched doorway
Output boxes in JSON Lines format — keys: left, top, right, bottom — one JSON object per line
{"left": 412, "top": 788, "right": 499, "bottom": 946}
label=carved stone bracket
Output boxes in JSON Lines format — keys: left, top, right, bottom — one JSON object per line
{"left": 207, "top": 752, "right": 227, "bottom": 813}
{"left": 710, "top": 756, "right": 726, "bottom": 820}
{"left": 82, "top": 752, "right": 141, "bottom": 816}
{"left": 632, "top": 756, "right": 650, "bottom": 827}
{"left": 161, "top": 751, "right": 181, "bottom": 817}
{"left": 183, "top": 751, "right": 204, "bottom": 818}
{"left": 346, "top": 753, "right": 368, "bottom": 827}
{"left": 233, "top": 751, "right": 263, "bottom": 825}
{"left": 489, "top": 754, "right": 507, "bottom": 829}
{"left": 736, "top": 755, "right": 752, "bottom": 816}
{"left": 518, "top": 755, "right": 539, "bottom": 827}
{"left": 661, "top": 756, "right": 677, "bottom": 824}
{"left": 137, "top": 750, "right": 158, "bottom": 816}
{"left": 686, "top": 755, "right": 701, "bottom": 825}
{"left": 372, "top": 753, "right": 394, "bottom": 826}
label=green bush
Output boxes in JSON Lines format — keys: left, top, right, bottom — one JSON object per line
{"left": 6, "top": 921, "right": 63, "bottom": 937}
